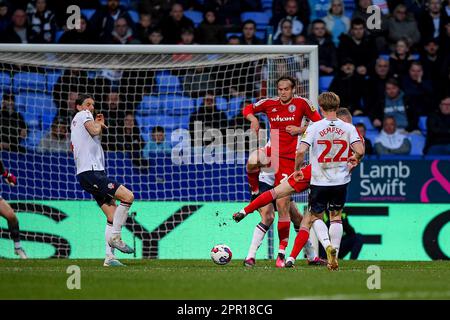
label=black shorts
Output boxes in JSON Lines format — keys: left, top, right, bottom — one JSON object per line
{"left": 77, "top": 170, "right": 120, "bottom": 207}
{"left": 308, "top": 183, "right": 349, "bottom": 214}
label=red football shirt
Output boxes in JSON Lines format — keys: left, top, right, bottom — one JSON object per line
{"left": 243, "top": 96, "right": 321, "bottom": 159}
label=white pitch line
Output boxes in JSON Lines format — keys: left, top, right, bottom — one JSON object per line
{"left": 286, "top": 290, "right": 450, "bottom": 300}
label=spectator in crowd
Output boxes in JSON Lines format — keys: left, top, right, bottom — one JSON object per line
{"left": 294, "top": 33, "right": 307, "bottom": 44}
{"left": 389, "top": 38, "right": 416, "bottom": 79}
{"left": 148, "top": 28, "right": 164, "bottom": 44}
{"left": 440, "top": 18, "right": 450, "bottom": 57}
{"left": 402, "top": 61, "right": 434, "bottom": 115}
{"left": 272, "top": 0, "right": 305, "bottom": 40}
{"left": 421, "top": 38, "right": 444, "bottom": 93}
{"left": 101, "top": 91, "right": 127, "bottom": 129}
{"left": 424, "top": 96, "right": 450, "bottom": 154}
{"left": 323, "top": 0, "right": 351, "bottom": 47}
{"left": 205, "top": 0, "right": 241, "bottom": 29}
{"left": 352, "top": 0, "right": 387, "bottom": 50}
{"left": 136, "top": 12, "right": 156, "bottom": 43}
{"left": 366, "top": 58, "right": 391, "bottom": 127}
{"left": 104, "top": 17, "right": 140, "bottom": 44}
{"left": 0, "top": 93, "right": 27, "bottom": 152}
{"left": 384, "top": 4, "right": 421, "bottom": 51}
{"left": 338, "top": 18, "right": 378, "bottom": 77}
{"left": 355, "top": 122, "right": 374, "bottom": 155}
{"left": 196, "top": 10, "right": 226, "bottom": 44}
{"left": 227, "top": 35, "right": 240, "bottom": 45}
{"left": 27, "top": 0, "right": 56, "bottom": 43}
{"left": 307, "top": 19, "right": 338, "bottom": 76}
{"left": 173, "top": 27, "right": 196, "bottom": 61}
{"left": 273, "top": 18, "right": 294, "bottom": 45}
{"left": 104, "top": 112, "right": 145, "bottom": 163}
{"left": 329, "top": 58, "right": 365, "bottom": 115}
{"left": 1, "top": 8, "right": 30, "bottom": 43}
{"left": 0, "top": 0, "right": 10, "bottom": 33}
{"left": 418, "top": 0, "right": 448, "bottom": 41}
{"left": 142, "top": 126, "right": 172, "bottom": 158}
{"left": 240, "top": 20, "right": 263, "bottom": 45}
{"left": 59, "top": 15, "right": 99, "bottom": 44}
{"left": 158, "top": 3, "right": 194, "bottom": 44}
{"left": 53, "top": 69, "right": 90, "bottom": 122}
{"left": 189, "top": 91, "right": 229, "bottom": 147}
{"left": 90, "top": 0, "right": 135, "bottom": 43}
{"left": 374, "top": 116, "right": 412, "bottom": 155}
{"left": 138, "top": 0, "right": 177, "bottom": 24}
{"left": 38, "top": 118, "right": 70, "bottom": 153}
{"left": 382, "top": 78, "right": 413, "bottom": 131}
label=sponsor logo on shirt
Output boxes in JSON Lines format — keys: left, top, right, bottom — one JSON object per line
{"left": 270, "top": 115, "right": 295, "bottom": 122}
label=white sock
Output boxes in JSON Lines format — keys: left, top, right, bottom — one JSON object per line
{"left": 329, "top": 220, "right": 343, "bottom": 254}
{"left": 105, "top": 223, "right": 115, "bottom": 256}
{"left": 246, "top": 223, "right": 269, "bottom": 260}
{"left": 112, "top": 202, "right": 131, "bottom": 235}
{"left": 312, "top": 219, "right": 331, "bottom": 249}
{"left": 14, "top": 241, "right": 21, "bottom": 249}
{"left": 310, "top": 228, "right": 319, "bottom": 258}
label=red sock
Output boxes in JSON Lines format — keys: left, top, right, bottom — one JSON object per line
{"left": 289, "top": 227, "right": 310, "bottom": 259}
{"left": 244, "top": 189, "right": 276, "bottom": 214}
{"left": 247, "top": 169, "right": 260, "bottom": 193}
{"left": 278, "top": 219, "right": 291, "bottom": 251}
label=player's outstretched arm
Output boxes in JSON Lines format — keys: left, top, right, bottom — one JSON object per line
{"left": 0, "top": 160, "right": 17, "bottom": 186}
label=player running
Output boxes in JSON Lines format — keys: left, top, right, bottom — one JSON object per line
{"left": 287, "top": 94, "right": 364, "bottom": 270}
{"left": 243, "top": 145, "right": 323, "bottom": 267}
{"left": 243, "top": 75, "right": 321, "bottom": 267}
{"left": 0, "top": 159, "right": 27, "bottom": 258}
{"left": 71, "top": 94, "right": 135, "bottom": 267}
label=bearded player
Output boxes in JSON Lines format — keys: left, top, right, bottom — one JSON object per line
{"left": 71, "top": 94, "right": 135, "bottom": 267}
{"left": 242, "top": 75, "right": 321, "bottom": 267}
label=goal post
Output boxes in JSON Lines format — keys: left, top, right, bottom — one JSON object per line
{"left": 0, "top": 44, "right": 318, "bottom": 259}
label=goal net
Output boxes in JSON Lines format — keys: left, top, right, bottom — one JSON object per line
{"left": 0, "top": 45, "right": 318, "bottom": 259}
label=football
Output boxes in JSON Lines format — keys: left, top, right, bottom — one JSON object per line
{"left": 210, "top": 244, "right": 232, "bottom": 265}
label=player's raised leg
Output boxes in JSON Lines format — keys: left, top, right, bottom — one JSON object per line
{"left": 100, "top": 202, "right": 125, "bottom": 266}
{"left": 108, "top": 185, "right": 135, "bottom": 254}
{"left": 0, "top": 198, "right": 27, "bottom": 259}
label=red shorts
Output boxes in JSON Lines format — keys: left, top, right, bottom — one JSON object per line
{"left": 287, "top": 164, "right": 311, "bottom": 193}
{"left": 274, "top": 157, "right": 295, "bottom": 186}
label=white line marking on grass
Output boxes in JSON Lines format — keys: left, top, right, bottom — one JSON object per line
{"left": 286, "top": 290, "right": 450, "bottom": 300}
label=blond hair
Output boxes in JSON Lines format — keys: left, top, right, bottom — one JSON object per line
{"left": 318, "top": 92, "right": 340, "bottom": 111}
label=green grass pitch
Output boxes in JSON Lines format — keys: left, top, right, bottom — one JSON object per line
{"left": 1, "top": 259, "right": 450, "bottom": 300}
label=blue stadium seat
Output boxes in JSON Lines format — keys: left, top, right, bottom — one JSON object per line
{"left": 128, "top": 10, "right": 139, "bottom": 24}
{"left": 365, "top": 130, "right": 378, "bottom": 144}
{"left": 136, "top": 95, "right": 162, "bottom": 116}
{"left": 378, "top": 54, "right": 389, "bottom": 61}
{"left": 227, "top": 97, "right": 244, "bottom": 119}
{"left": 241, "top": 12, "right": 271, "bottom": 31}
{"left": 15, "top": 92, "right": 57, "bottom": 131}
{"left": 319, "top": 76, "right": 333, "bottom": 92}
{"left": 55, "top": 30, "right": 64, "bottom": 43}
{"left": 81, "top": 9, "right": 96, "bottom": 20}
{"left": 196, "top": 97, "right": 228, "bottom": 111}
{"left": 46, "top": 72, "right": 62, "bottom": 92}
{"left": 136, "top": 114, "right": 190, "bottom": 142}
{"left": 353, "top": 116, "right": 375, "bottom": 131}
{"left": 262, "top": 0, "right": 273, "bottom": 11}
{"left": 408, "top": 134, "right": 426, "bottom": 155}
{"left": 184, "top": 10, "right": 203, "bottom": 27}
{"left": 13, "top": 72, "right": 47, "bottom": 92}
{"left": 0, "top": 72, "right": 11, "bottom": 91}
{"left": 255, "top": 31, "right": 266, "bottom": 41}
{"left": 161, "top": 95, "right": 195, "bottom": 116}
{"left": 156, "top": 74, "right": 182, "bottom": 94}
{"left": 226, "top": 32, "right": 242, "bottom": 40}
{"left": 418, "top": 116, "right": 427, "bottom": 135}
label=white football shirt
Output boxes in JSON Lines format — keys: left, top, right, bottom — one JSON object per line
{"left": 71, "top": 110, "right": 105, "bottom": 175}
{"left": 301, "top": 118, "right": 361, "bottom": 186}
